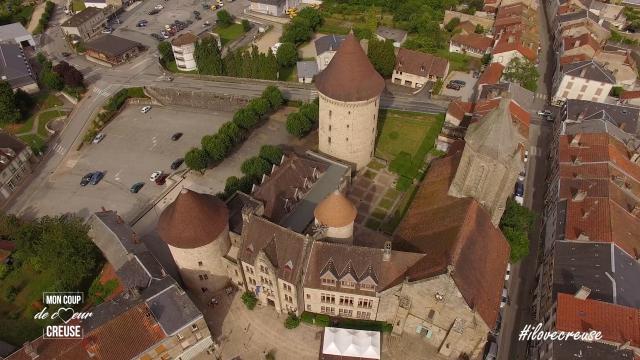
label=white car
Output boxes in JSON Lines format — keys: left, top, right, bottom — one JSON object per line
{"left": 500, "top": 288, "right": 508, "bottom": 308}
{"left": 524, "top": 150, "right": 529, "bottom": 163}
{"left": 505, "top": 263, "right": 511, "bottom": 281}
{"left": 92, "top": 133, "right": 106, "bottom": 144}
{"left": 141, "top": 106, "right": 152, "bottom": 113}
{"left": 537, "top": 110, "right": 552, "bottom": 116}
{"left": 154, "top": 4, "right": 164, "bottom": 9}
{"left": 102, "top": 28, "right": 113, "bottom": 34}
{"left": 150, "top": 170, "right": 163, "bottom": 182}
{"left": 514, "top": 194, "right": 524, "bottom": 205}
{"left": 271, "top": 42, "right": 282, "bottom": 54}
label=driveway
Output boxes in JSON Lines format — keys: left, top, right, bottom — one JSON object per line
{"left": 440, "top": 71, "right": 477, "bottom": 101}
{"left": 253, "top": 22, "right": 283, "bottom": 54}
{"left": 13, "top": 104, "right": 232, "bottom": 220}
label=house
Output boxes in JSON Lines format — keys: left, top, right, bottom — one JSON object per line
{"left": 455, "top": 20, "right": 478, "bottom": 35}
{"left": 491, "top": 33, "right": 538, "bottom": 66}
{"left": 558, "top": 99, "right": 640, "bottom": 145}
{"left": 593, "top": 50, "right": 638, "bottom": 89}
{"left": 171, "top": 32, "right": 198, "bottom": 71}
{"left": 449, "top": 33, "right": 493, "bottom": 57}
{"left": 552, "top": 60, "right": 615, "bottom": 103}
{"left": 374, "top": 26, "right": 407, "bottom": 47}
{"left": 477, "top": 62, "right": 505, "bottom": 86}
{"left": 85, "top": 35, "right": 143, "bottom": 66}
{"left": 620, "top": 90, "right": 640, "bottom": 107}
{"left": 444, "top": 10, "right": 495, "bottom": 31}
{"left": 84, "top": 0, "right": 123, "bottom": 8}
{"left": 0, "top": 132, "right": 33, "bottom": 205}
{"left": 0, "top": 43, "right": 38, "bottom": 93}
{"left": 249, "top": 0, "right": 300, "bottom": 17}
{"left": 296, "top": 60, "right": 318, "bottom": 83}
{"left": 61, "top": 7, "right": 107, "bottom": 41}
{"left": 0, "top": 23, "right": 35, "bottom": 48}
{"left": 561, "top": 33, "right": 601, "bottom": 59}
{"left": 392, "top": 48, "right": 449, "bottom": 88}
{"left": 314, "top": 34, "right": 346, "bottom": 71}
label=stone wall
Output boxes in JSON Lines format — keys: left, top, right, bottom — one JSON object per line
{"left": 145, "top": 86, "right": 250, "bottom": 112}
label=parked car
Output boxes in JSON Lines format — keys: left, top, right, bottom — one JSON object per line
{"left": 505, "top": 263, "right": 511, "bottom": 281}
{"left": 61, "top": 52, "right": 71, "bottom": 57}
{"left": 193, "top": 10, "right": 200, "bottom": 16}
{"left": 141, "top": 106, "right": 152, "bottom": 113}
{"left": 514, "top": 182, "right": 524, "bottom": 197}
{"left": 90, "top": 171, "right": 105, "bottom": 185}
{"left": 500, "top": 288, "right": 508, "bottom": 308}
{"left": 154, "top": 4, "right": 164, "bottom": 9}
{"left": 446, "top": 82, "right": 461, "bottom": 90}
{"left": 136, "top": 20, "right": 148, "bottom": 27}
{"left": 92, "top": 133, "right": 106, "bottom": 144}
{"left": 155, "top": 174, "right": 169, "bottom": 185}
{"left": 151, "top": 33, "right": 163, "bottom": 41}
{"left": 518, "top": 171, "right": 525, "bottom": 182}
{"left": 171, "top": 132, "right": 183, "bottom": 141}
{"left": 148, "top": 8, "right": 160, "bottom": 15}
{"left": 102, "top": 27, "right": 113, "bottom": 34}
{"left": 80, "top": 172, "right": 94, "bottom": 186}
{"left": 150, "top": 170, "right": 163, "bottom": 182}
{"left": 537, "top": 110, "right": 552, "bottom": 116}
{"left": 171, "top": 158, "right": 184, "bottom": 170}
{"left": 130, "top": 182, "right": 145, "bottom": 193}
{"left": 450, "top": 80, "right": 466, "bottom": 86}
{"left": 524, "top": 150, "right": 529, "bottom": 163}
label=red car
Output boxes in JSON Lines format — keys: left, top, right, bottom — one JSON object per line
{"left": 155, "top": 174, "right": 169, "bottom": 185}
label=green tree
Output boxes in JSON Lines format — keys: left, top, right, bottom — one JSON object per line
{"left": 481, "top": 53, "right": 492, "bottom": 65}
{"left": 158, "top": 41, "right": 174, "bottom": 62}
{"left": 194, "top": 37, "right": 224, "bottom": 75}
{"left": 41, "top": 70, "right": 64, "bottom": 91}
{"left": 233, "top": 108, "right": 259, "bottom": 129}
{"left": 298, "top": 102, "right": 319, "bottom": 123}
{"left": 218, "top": 121, "right": 246, "bottom": 144}
{"left": 224, "top": 176, "right": 241, "bottom": 198}
{"left": 202, "top": 134, "right": 230, "bottom": 162}
{"left": 262, "top": 86, "right": 284, "bottom": 109}
{"left": 276, "top": 42, "right": 298, "bottom": 68}
{"left": 474, "top": 24, "right": 484, "bottom": 34}
{"left": 0, "top": 81, "right": 20, "bottom": 123}
{"left": 499, "top": 198, "right": 535, "bottom": 262}
{"left": 185, "top": 147, "right": 208, "bottom": 172}
{"left": 444, "top": 17, "right": 460, "bottom": 32}
{"left": 280, "top": 17, "right": 313, "bottom": 45}
{"left": 242, "top": 19, "right": 251, "bottom": 32}
{"left": 284, "top": 313, "right": 300, "bottom": 329}
{"left": 503, "top": 57, "right": 539, "bottom": 92}
{"left": 247, "top": 98, "right": 271, "bottom": 118}
{"left": 242, "top": 291, "right": 257, "bottom": 310}
{"left": 367, "top": 38, "right": 396, "bottom": 78}
{"left": 259, "top": 145, "right": 283, "bottom": 165}
{"left": 286, "top": 112, "right": 312, "bottom": 138}
{"left": 297, "top": 7, "right": 322, "bottom": 30}
{"left": 217, "top": 9, "right": 233, "bottom": 27}
{"left": 241, "top": 156, "right": 272, "bottom": 179}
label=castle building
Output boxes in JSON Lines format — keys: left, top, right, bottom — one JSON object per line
{"left": 448, "top": 96, "right": 525, "bottom": 225}
{"left": 314, "top": 34, "right": 385, "bottom": 170}
{"left": 157, "top": 188, "right": 232, "bottom": 294}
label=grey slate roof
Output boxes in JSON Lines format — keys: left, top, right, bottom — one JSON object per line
{"left": 562, "top": 60, "right": 616, "bottom": 84}
{"left": 375, "top": 26, "right": 407, "bottom": 43}
{"left": 61, "top": 7, "right": 103, "bottom": 27}
{"left": 550, "top": 340, "right": 636, "bottom": 359}
{"left": 226, "top": 191, "right": 263, "bottom": 235}
{"left": 314, "top": 34, "right": 346, "bottom": 56}
{"left": 0, "top": 43, "right": 36, "bottom": 89}
{"left": 0, "top": 23, "right": 31, "bottom": 41}
{"left": 477, "top": 82, "right": 536, "bottom": 111}
{"left": 552, "top": 241, "right": 640, "bottom": 309}
{"left": 562, "top": 99, "right": 640, "bottom": 139}
{"left": 145, "top": 283, "right": 202, "bottom": 336}
{"left": 297, "top": 60, "right": 318, "bottom": 79}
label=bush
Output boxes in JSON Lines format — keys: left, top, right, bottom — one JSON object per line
{"left": 242, "top": 19, "right": 251, "bottom": 32}
{"left": 276, "top": 42, "right": 298, "bottom": 68}
{"left": 217, "top": 9, "right": 233, "bottom": 27}
{"left": 247, "top": 98, "right": 271, "bottom": 118}
{"left": 0, "top": 263, "right": 11, "bottom": 280}
{"left": 300, "top": 311, "right": 315, "bottom": 324}
{"left": 315, "top": 314, "right": 330, "bottom": 327}
{"left": 158, "top": 41, "right": 174, "bottom": 62}
{"left": 259, "top": 145, "right": 283, "bottom": 165}
{"left": 285, "top": 313, "right": 301, "bottom": 329}
{"left": 610, "top": 86, "right": 624, "bottom": 97}
{"left": 241, "top": 291, "right": 258, "bottom": 310}
{"left": 262, "top": 86, "right": 284, "bottom": 109}
{"left": 218, "top": 121, "right": 246, "bottom": 145}
{"left": 202, "top": 134, "right": 231, "bottom": 162}
{"left": 233, "top": 108, "right": 259, "bottom": 129}
{"left": 286, "top": 112, "right": 312, "bottom": 137}
{"left": 298, "top": 102, "right": 319, "bottom": 123}
{"left": 224, "top": 176, "right": 241, "bottom": 198}
{"left": 241, "top": 156, "right": 272, "bottom": 178}
{"left": 185, "top": 147, "right": 209, "bottom": 172}
{"left": 395, "top": 176, "right": 413, "bottom": 191}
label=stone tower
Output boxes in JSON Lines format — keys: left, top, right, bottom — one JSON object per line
{"left": 314, "top": 190, "right": 357, "bottom": 244}
{"left": 448, "top": 97, "right": 524, "bottom": 226}
{"left": 314, "top": 33, "right": 385, "bottom": 170}
{"left": 157, "top": 188, "right": 231, "bottom": 294}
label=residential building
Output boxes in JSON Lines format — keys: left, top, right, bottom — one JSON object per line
{"left": 296, "top": 60, "right": 318, "bottom": 83}
{"left": 0, "top": 43, "right": 38, "bottom": 93}
{"left": 374, "top": 26, "right": 407, "bottom": 47}
{"left": 84, "top": 0, "right": 123, "bottom": 9}
{"left": 61, "top": 7, "right": 107, "bottom": 41}
{"left": 620, "top": 90, "right": 640, "bottom": 107}
{"left": 0, "top": 23, "right": 35, "bottom": 47}
{"left": 171, "top": 32, "right": 198, "bottom": 72}
{"left": 392, "top": 48, "right": 449, "bottom": 88}
{"left": 444, "top": 10, "right": 495, "bottom": 31}
{"left": 314, "top": 34, "right": 345, "bottom": 71}
{"left": 477, "top": 62, "right": 505, "bottom": 86}
{"left": 85, "top": 35, "right": 143, "bottom": 66}
{"left": 449, "top": 33, "right": 493, "bottom": 58}
{"left": 315, "top": 34, "right": 385, "bottom": 170}
{"left": 0, "top": 132, "right": 33, "bottom": 204}
{"left": 249, "top": 0, "right": 300, "bottom": 17}
{"left": 552, "top": 60, "right": 615, "bottom": 104}
{"left": 491, "top": 32, "right": 538, "bottom": 66}
{"left": 593, "top": 50, "right": 637, "bottom": 89}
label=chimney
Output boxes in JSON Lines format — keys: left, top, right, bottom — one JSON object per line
{"left": 132, "top": 231, "right": 140, "bottom": 244}
{"left": 23, "top": 342, "right": 38, "bottom": 359}
{"left": 577, "top": 232, "right": 590, "bottom": 241}
{"left": 570, "top": 134, "right": 582, "bottom": 147}
{"left": 580, "top": 67, "right": 587, "bottom": 78}
{"left": 383, "top": 241, "right": 392, "bottom": 261}
{"left": 630, "top": 153, "right": 640, "bottom": 164}
{"left": 631, "top": 205, "right": 640, "bottom": 217}
{"left": 572, "top": 189, "right": 587, "bottom": 201}
{"left": 116, "top": 215, "right": 124, "bottom": 224}
{"left": 574, "top": 286, "right": 591, "bottom": 300}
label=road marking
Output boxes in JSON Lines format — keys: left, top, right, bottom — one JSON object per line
{"left": 54, "top": 144, "right": 65, "bottom": 154}
{"left": 529, "top": 146, "right": 539, "bottom": 156}
{"left": 114, "top": 169, "right": 122, "bottom": 181}
{"left": 130, "top": 56, "right": 152, "bottom": 70}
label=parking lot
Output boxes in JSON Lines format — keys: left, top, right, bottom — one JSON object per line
{"left": 15, "top": 105, "right": 233, "bottom": 220}
{"left": 440, "top": 71, "right": 477, "bottom": 101}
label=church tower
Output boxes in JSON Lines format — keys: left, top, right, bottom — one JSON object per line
{"left": 314, "top": 34, "right": 385, "bottom": 170}
{"left": 448, "top": 96, "right": 524, "bottom": 226}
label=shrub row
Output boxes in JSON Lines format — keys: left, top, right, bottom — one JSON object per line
{"left": 285, "top": 99, "right": 319, "bottom": 138}
{"left": 221, "top": 144, "right": 284, "bottom": 200}
{"left": 83, "top": 88, "right": 148, "bottom": 143}
{"left": 300, "top": 311, "right": 393, "bottom": 332}
{"left": 184, "top": 86, "right": 284, "bottom": 173}
{"left": 34, "top": 1, "right": 55, "bottom": 34}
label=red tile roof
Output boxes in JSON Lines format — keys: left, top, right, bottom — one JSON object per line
{"left": 556, "top": 293, "right": 640, "bottom": 348}
{"left": 473, "top": 98, "right": 530, "bottom": 139}
{"left": 394, "top": 151, "right": 510, "bottom": 328}
{"left": 560, "top": 53, "right": 591, "bottom": 65}
{"left": 446, "top": 100, "right": 473, "bottom": 123}
{"left": 492, "top": 35, "right": 538, "bottom": 61}
{"left": 451, "top": 33, "right": 494, "bottom": 52}
{"left": 478, "top": 62, "right": 505, "bottom": 85}
{"left": 620, "top": 90, "right": 640, "bottom": 100}
{"left": 563, "top": 33, "right": 601, "bottom": 53}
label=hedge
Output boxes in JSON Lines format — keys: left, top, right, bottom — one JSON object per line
{"left": 83, "top": 87, "right": 148, "bottom": 143}
{"left": 34, "top": 1, "right": 55, "bottom": 34}
{"left": 221, "top": 144, "right": 284, "bottom": 200}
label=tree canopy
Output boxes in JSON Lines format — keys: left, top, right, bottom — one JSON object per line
{"left": 499, "top": 198, "right": 535, "bottom": 262}
{"left": 276, "top": 42, "right": 298, "bottom": 68}
{"left": 157, "top": 41, "right": 174, "bottom": 62}
{"left": 0, "top": 81, "right": 20, "bottom": 124}
{"left": 216, "top": 9, "right": 233, "bottom": 27}
{"left": 259, "top": 145, "right": 283, "bottom": 165}
{"left": 52, "top": 61, "right": 84, "bottom": 89}
{"left": 286, "top": 112, "right": 312, "bottom": 138}
{"left": 185, "top": 147, "right": 208, "bottom": 172}
{"left": 367, "top": 38, "right": 396, "bottom": 78}
{"left": 241, "top": 156, "right": 272, "bottom": 179}
{"left": 262, "top": 86, "right": 284, "bottom": 109}
{"left": 503, "top": 57, "right": 539, "bottom": 92}
{"left": 194, "top": 37, "right": 224, "bottom": 75}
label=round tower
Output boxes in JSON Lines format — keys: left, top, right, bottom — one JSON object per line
{"left": 314, "top": 190, "right": 357, "bottom": 243}
{"left": 314, "top": 34, "right": 385, "bottom": 170}
{"left": 157, "top": 188, "right": 231, "bottom": 293}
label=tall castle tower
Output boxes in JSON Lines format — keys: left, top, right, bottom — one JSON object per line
{"left": 448, "top": 97, "right": 524, "bottom": 226}
{"left": 314, "top": 34, "right": 385, "bottom": 170}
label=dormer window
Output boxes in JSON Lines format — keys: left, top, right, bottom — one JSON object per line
{"left": 420, "top": 65, "right": 425, "bottom": 72}
{"left": 341, "top": 280, "right": 356, "bottom": 288}
{"left": 360, "top": 283, "right": 376, "bottom": 291}
{"left": 321, "top": 278, "right": 336, "bottom": 286}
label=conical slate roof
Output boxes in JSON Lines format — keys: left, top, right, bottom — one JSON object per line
{"left": 314, "top": 190, "right": 357, "bottom": 228}
{"left": 465, "top": 96, "right": 520, "bottom": 163}
{"left": 157, "top": 188, "right": 229, "bottom": 249}
{"left": 314, "top": 34, "right": 385, "bottom": 102}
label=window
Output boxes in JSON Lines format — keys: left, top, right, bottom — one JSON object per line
{"left": 329, "top": 125, "right": 332, "bottom": 131}
{"left": 191, "top": 324, "right": 199, "bottom": 331}
{"left": 321, "top": 306, "right": 335, "bottom": 315}
{"left": 360, "top": 284, "right": 375, "bottom": 291}
{"left": 245, "top": 266, "right": 254, "bottom": 274}
{"left": 306, "top": 293, "right": 311, "bottom": 299}
{"left": 339, "top": 308, "right": 353, "bottom": 317}
{"left": 328, "top": 137, "right": 331, "bottom": 144}
{"left": 348, "top": 111, "right": 351, "bottom": 115}
{"left": 260, "top": 265, "right": 268, "bottom": 273}
{"left": 345, "top": 137, "right": 348, "bottom": 142}
{"left": 203, "top": 274, "right": 208, "bottom": 280}
{"left": 357, "top": 298, "right": 373, "bottom": 309}
{"left": 283, "top": 283, "right": 292, "bottom": 292}
{"left": 329, "top": 110, "right": 332, "bottom": 118}
{"left": 580, "top": 85, "right": 587, "bottom": 92}
{"left": 356, "top": 311, "right": 371, "bottom": 319}
{"left": 321, "top": 293, "right": 336, "bottom": 303}
{"left": 339, "top": 296, "right": 354, "bottom": 307}
{"left": 306, "top": 304, "right": 311, "bottom": 311}
{"left": 595, "top": 88, "right": 603, "bottom": 96}
{"left": 285, "top": 294, "right": 293, "bottom": 303}
{"left": 566, "top": 81, "right": 574, "bottom": 89}
{"left": 346, "top": 124, "right": 349, "bottom": 128}
{"left": 321, "top": 278, "right": 336, "bottom": 286}
{"left": 198, "top": 261, "right": 203, "bottom": 266}
{"left": 562, "top": 90, "right": 569, "bottom": 98}
{"left": 177, "top": 333, "right": 184, "bottom": 340}
{"left": 340, "top": 281, "right": 356, "bottom": 288}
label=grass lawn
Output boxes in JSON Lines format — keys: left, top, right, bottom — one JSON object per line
{"left": 368, "top": 159, "right": 385, "bottom": 171}
{"left": 370, "top": 208, "right": 387, "bottom": 220}
{"left": 317, "top": 17, "right": 350, "bottom": 35}
{"left": 72, "top": 0, "right": 86, "bottom": 12}
{"left": 16, "top": 114, "right": 37, "bottom": 134}
{"left": 37, "top": 110, "right": 67, "bottom": 137}
{"left": 43, "top": 93, "right": 63, "bottom": 108}
{"left": 214, "top": 23, "right": 245, "bottom": 46}
{"left": 164, "top": 60, "right": 195, "bottom": 74}
{"left": 383, "top": 188, "right": 401, "bottom": 200}
{"left": 18, "top": 134, "right": 46, "bottom": 154}
{"left": 278, "top": 65, "right": 297, "bottom": 82}
{"left": 375, "top": 109, "right": 437, "bottom": 161}
{"left": 434, "top": 49, "right": 481, "bottom": 72}
{"left": 364, "top": 169, "right": 376, "bottom": 180}
{"left": 378, "top": 197, "right": 394, "bottom": 210}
